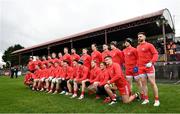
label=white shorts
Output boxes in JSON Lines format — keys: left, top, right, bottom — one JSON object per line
{"left": 52, "top": 78, "right": 62, "bottom": 83}
{"left": 52, "top": 78, "right": 56, "bottom": 83}
{"left": 48, "top": 76, "right": 54, "bottom": 81}
{"left": 41, "top": 77, "right": 46, "bottom": 82}
{"left": 126, "top": 75, "right": 140, "bottom": 81}
{"left": 139, "top": 72, "right": 155, "bottom": 78}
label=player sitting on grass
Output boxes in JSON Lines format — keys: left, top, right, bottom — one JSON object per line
{"left": 44, "top": 62, "right": 54, "bottom": 92}
{"left": 32, "top": 65, "right": 41, "bottom": 91}
{"left": 48, "top": 61, "right": 61, "bottom": 94}
{"left": 24, "top": 71, "right": 34, "bottom": 88}
{"left": 52, "top": 61, "right": 63, "bottom": 94}
{"left": 71, "top": 60, "right": 89, "bottom": 98}
{"left": 67, "top": 60, "right": 79, "bottom": 96}
{"left": 59, "top": 60, "right": 73, "bottom": 95}
{"left": 39, "top": 64, "right": 48, "bottom": 91}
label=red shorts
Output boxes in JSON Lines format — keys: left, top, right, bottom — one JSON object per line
{"left": 138, "top": 65, "right": 155, "bottom": 76}
{"left": 125, "top": 67, "right": 138, "bottom": 77}
{"left": 117, "top": 84, "right": 130, "bottom": 96}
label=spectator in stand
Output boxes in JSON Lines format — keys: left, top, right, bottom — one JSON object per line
{"left": 167, "top": 41, "right": 177, "bottom": 61}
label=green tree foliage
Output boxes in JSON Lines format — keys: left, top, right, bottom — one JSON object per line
{"left": 2, "top": 44, "right": 24, "bottom": 66}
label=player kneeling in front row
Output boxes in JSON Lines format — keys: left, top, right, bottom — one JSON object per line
{"left": 78, "top": 60, "right": 101, "bottom": 100}
{"left": 91, "top": 62, "right": 112, "bottom": 103}
{"left": 104, "top": 56, "right": 140, "bottom": 105}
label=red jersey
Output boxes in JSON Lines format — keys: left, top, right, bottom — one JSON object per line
{"left": 56, "top": 66, "right": 63, "bottom": 78}
{"left": 51, "top": 58, "right": 59, "bottom": 64}
{"left": 80, "top": 54, "right": 91, "bottom": 69}
{"left": 58, "top": 57, "right": 63, "bottom": 63}
{"left": 51, "top": 66, "right": 60, "bottom": 78}
{"left": 63, "top": 66, "right": 73, "bottom": 80}
{"left": 72, "top": 66, "right": 79, "bottom": 79}
{"left": 96, "top": 69, "right": 110, "bottom": 86}
{"left": 63, "top": 53, "right": 72, "bottom": 65}
{"left": 34, "top": 60, "right": 42, "bottom": 67}
{"left": 47, "top": 58, "right": 52, "bottom": 63}
{"left": 71, "top": 53, "right": 80, "bottom": 61}
{"left": 33, "top": 69, "right": 42, "bottom": 79}
{"left": 27, "top": 60, "right": 36, "bottom": 71}
{"left": 46, "top": 66, "right": 54, "bottom": 78}
{"left": 123, "top": 46, "right": 138, "bottom": 68}
{"left": 91, "top": 50, "right": 102, "bottom": 66}
{"left": 89, "top": 66, "right": 101, "bottom": 83}
{"left": 39, "top": 68, "right": 47, "bottom": 78}
{"left": 110, "top": 48, "right": 124, "bottom": 65}
{"left": 102, "top": 50, "right": 111, "bottom": 61}
{"left": 76, "top": 65, "right": 89, "bottom": 82}
{"left": 137, "top": 42, "right": 158, "bottom": 67}
{"left": 106, "top": 63, "right": 128, "bottom": 87}
{"left": 41, "top": 60, "right": 48, "bottom": 67}
{"left": 24, "top": 72, "right": 33, "bottom": 85}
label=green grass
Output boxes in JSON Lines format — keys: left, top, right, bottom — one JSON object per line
{"left": 0, "top": 76, "right": 180, "bottom": 113}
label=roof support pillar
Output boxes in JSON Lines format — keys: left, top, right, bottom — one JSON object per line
{"left": 47, "top": 46, "right": 50, "bottom": 56}
{"left": 70, "top": 39, "right": 73, "bottom": 48}
{"left": 18, "top": 54, "right": 21, "bottom": 66}
{"left": 162, "top": 20, "right": 167, "bottom": 62}
{"left": 105, "top": 30, "right": 107, "bottom": 44}
{"left": 31, "top": 50, "right": 34, "bottom": 56}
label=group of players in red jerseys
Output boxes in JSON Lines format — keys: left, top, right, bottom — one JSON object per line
{"left": 24, "top": 32, "right": 160, "bottom": 106}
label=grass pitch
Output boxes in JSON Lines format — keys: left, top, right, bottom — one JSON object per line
{"left": 0, "top": 76, "right": 180, "bottom": 113}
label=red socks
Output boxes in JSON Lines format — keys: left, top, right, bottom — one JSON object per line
{"left": 144, "top": 95, "right": 149, "bottom": 100}
{"left": 155, "top": 96, "right": 159, "bottom": 101}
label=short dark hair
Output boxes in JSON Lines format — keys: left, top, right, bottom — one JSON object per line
{"left": 125, "top": 38, "right": 133, "bottom": 44}
{"left": 73, "top": 59, "right": 78, "bottom": 63}
{"left": 78, "top": 60, "right": 84, "bottom": 65}
{"left": 137, "top": 32, "right": 146, "bottom": 36}
{"left": 91, "top": 43, "right": 97, "bottom": 47}
{"left": 63, "top": 60, "right": 69, "bottom": 65}
{"left": 71, "top": 48, "right": 76, "bottom": 51}
{"left": 110, "top": 41, "right": 117, "bottom": 47}
{"left": 104, "top": 55, "right": 112, "bottom": 59}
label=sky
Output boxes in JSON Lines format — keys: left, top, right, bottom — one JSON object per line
{"left": 0, "top": 0, "right": 180, "bottom": 61}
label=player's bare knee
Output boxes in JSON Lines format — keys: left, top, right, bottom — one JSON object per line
{"left": 104, "top": 84, "right": 109, "bottom": 89}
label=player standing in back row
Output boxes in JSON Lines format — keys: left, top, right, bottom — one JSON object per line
{"left": 137, "top": 32, "right": 160, "bottom": 106}
{"left": 110, "top": 41, "right": 124, "bottom": 66}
